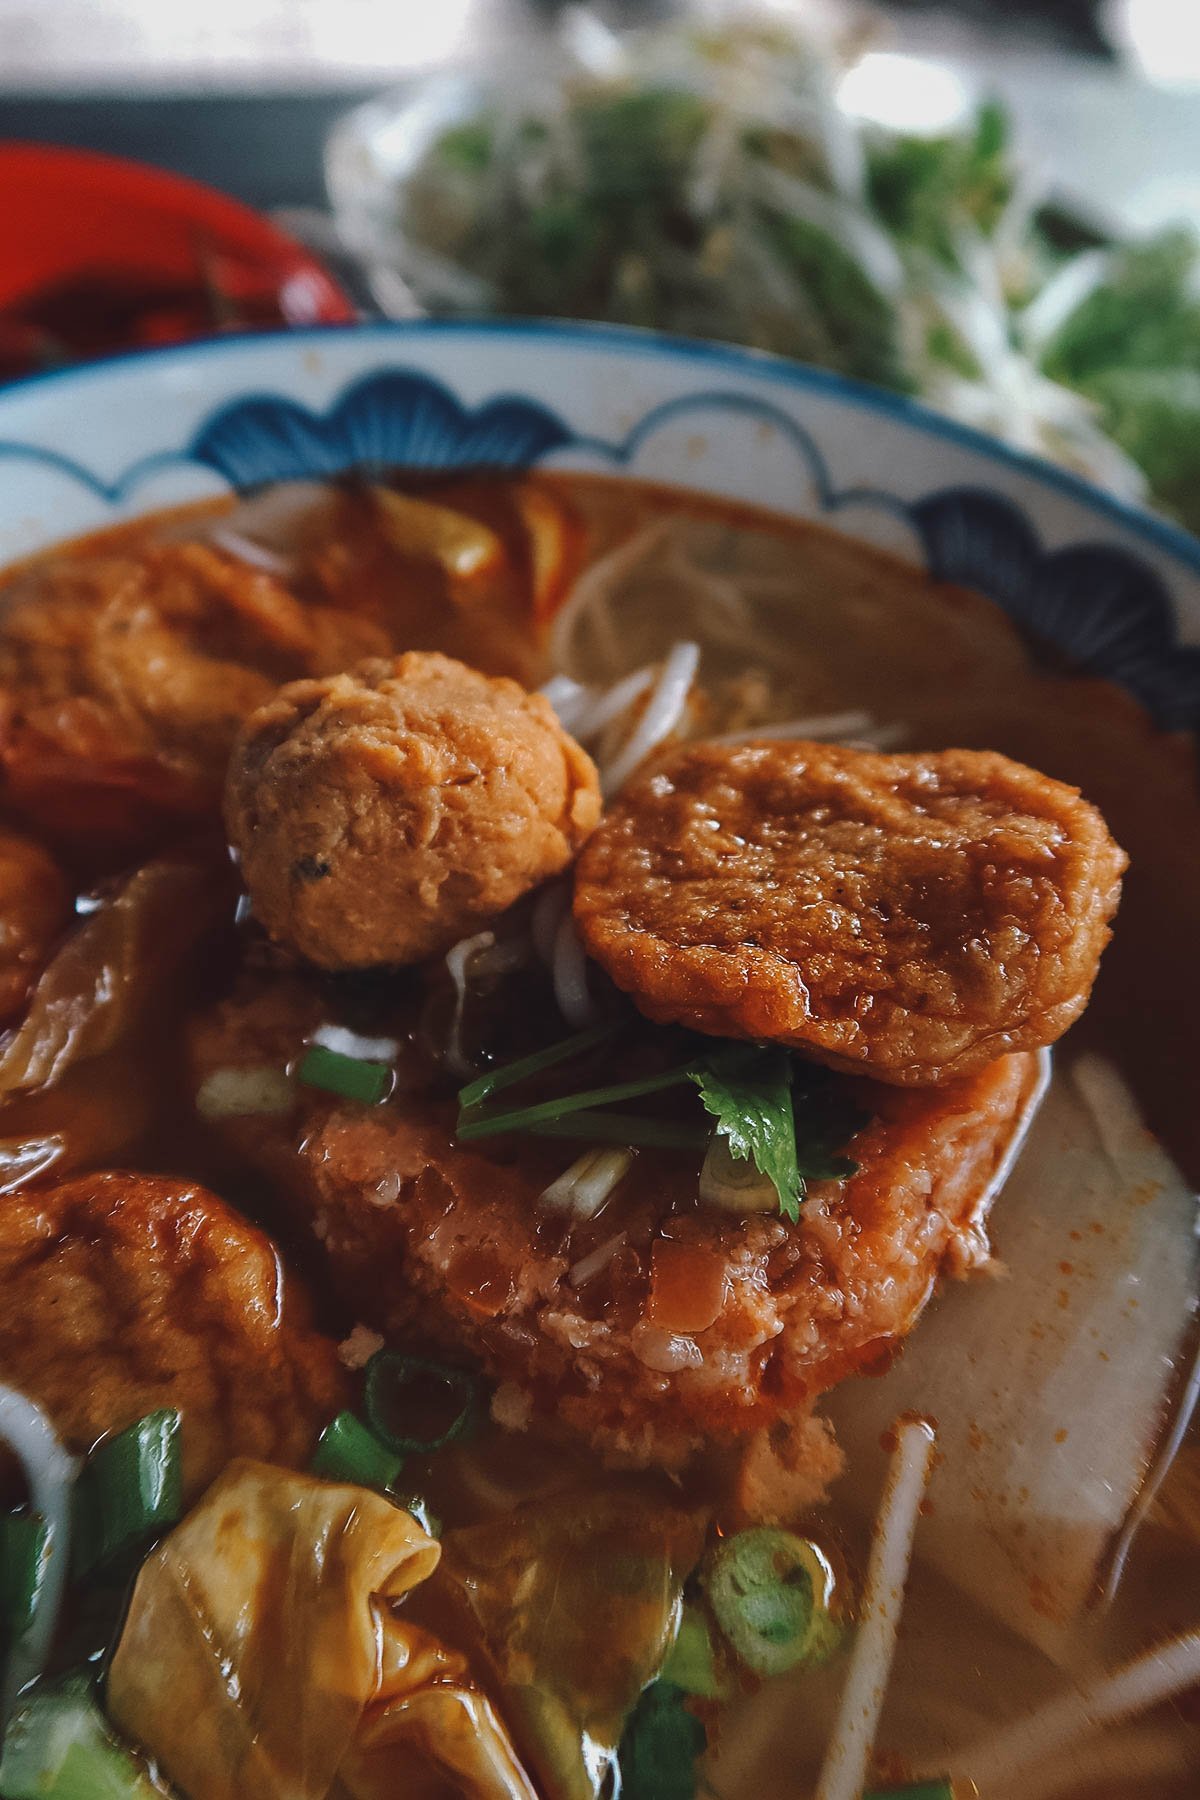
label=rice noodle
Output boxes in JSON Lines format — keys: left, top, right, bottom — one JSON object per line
{"left": 310, "top": 1024, "right": 400, "bottom": 1062}
{"left": 945, "top": 1629, "right": 1200, "bottom": 1794}
{"left": 208, "top": 528, "right": 297, "bottom": 579}
{"left": 548, "top": 520, "right": 673, "bottom": 673}
{"left": 569, "top": 1229, "right": 629, "bottom": 1287}
{"left": 0, "top": 1386, "right": 79, "bottom": 1720}
{"left": 443, "top": 930, "right": 497, "bottom": 1077}
{"left": 538, "top": 673, "right": 591, "bottom": 734}
{"left": 540, "top": 1150, "right": 634, "bottom": 1221}
{"left": 531, "top": 881, "right": 570, "bottom": 966}
{"left": 602, "top": 640, "right": 700, "bottom": 795}
{"left": 575, "top": 664, "right": 656, "bottom": 739}
{"left": 814, "top": 1417, "right": 937, "bottom": 1800}
{"left": 552, "top": 909, "right": 594, "bottom": 1029}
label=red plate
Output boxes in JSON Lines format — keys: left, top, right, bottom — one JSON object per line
{"left": 0, "top": 143, "right": 355, "bottom": 376}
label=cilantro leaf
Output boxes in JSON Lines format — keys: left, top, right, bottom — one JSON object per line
{"left": 617, "top": 1680, "right": 707, "bottom": 1800}
{"left": 792, "top": 1067, "right": 871, "bottom": 1184}
{"left": 691, "top": 1045, "right": 802, "bottom": 1222}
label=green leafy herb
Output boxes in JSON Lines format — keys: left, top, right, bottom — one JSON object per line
{"left": 310, "top": 1411, "right": 403, "bottom": 1492}
{"left": 363, "top": 1352, "right": 479, "bottom": 1456}
{"left": 72, "top": 1410, "right": 183, "bottom": 1585}
{"left": 297, "top": 1045, "right": 392, "bottom": 1106}
{"left": 661, "top": 1604, "right": 728, "bottom": 1699}
{"left": 0, "top": 1681, "right": 166, "bottom": 1799}
{"left": 691, "top": 1046, "right": 801, "bottom": 1221}
{"left": 703, "top": 1528, "right": 843, "bottom": 1678}
{"left": 457, "top": 1021, "right": 622, "bottom": 1111}
{"left": 0, "top": 1512, "right": 49, "bottom": 1655}
{"left": 456, "top": 1026, "right": 865, "bottom": 1219}
{"left": 792, "top": 1068, "right": 870, "bottom": 1184}
{"left": 456, "top": 1061, "right": 695, "bottom": 1141}
{"left": 616, "top": 1681, "right": 706, "bottom": 1800}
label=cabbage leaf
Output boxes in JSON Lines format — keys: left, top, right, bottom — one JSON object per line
{"left": 107, "top": 1460, "right": 536, "bottom": 1800}
{"left": 436, "top": 1480, "right": 707, "bottom": 1800}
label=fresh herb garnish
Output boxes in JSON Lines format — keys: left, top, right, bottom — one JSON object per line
{"left": 616, "top": 1680, "right": 706, "bottom": 1800}
{"left": 691, "top": 1045, "right": 801, "bottom": 1222}
{"left": 456, "top": 1028, "right": 865, "bottom": 1219}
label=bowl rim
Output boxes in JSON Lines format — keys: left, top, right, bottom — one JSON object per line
{"left": 0, "top": 314, "right": 1197, "bottom": 578}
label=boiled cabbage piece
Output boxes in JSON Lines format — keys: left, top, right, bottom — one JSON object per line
{"left": 107, "top": 1459, "right": 536, "bottom": 1800}
{"left": 437, "top": 1480, "right": 709, "bottom": 1800}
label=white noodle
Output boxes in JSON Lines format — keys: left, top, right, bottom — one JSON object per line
{"left": 444, "top": 930, "right": 496, "bottom": 1077}
{"left": 209, "top": 528, "right": 296, "bottom": 578}
{"left": 541, "top": 1150, "right": 634, "bottom": 1221}
{"left": 310, "top": 1024, "right": 400, "bottom": 1062}
{"left": 531, "top": 882, "right": 570, "bottom": 967}
{"left": 947, "top": 1630, "right": 1200, "bottom": 1793}
{"left": 603, "top": 640, "right": 701, "bottom": 795}
{"left": 814, "top": 1417, "right": 937, "bottom": 1800}
{"left": 570, "top": 1230, "right": 630, "bottom": 1287}
{"left": 538, "top": 673, "right": 591, "bottom": 733}
{"left": 0, "top": 1387, "right": 79, "bottom": 1720}
{"left": 553, "top": 910, "right": 594, "bottom": 1029}
{"left": 548, "top": 520, "right": 672, "bottom": 673}
{"left": 576, "top": 664, "right": 656, "bottom": 738}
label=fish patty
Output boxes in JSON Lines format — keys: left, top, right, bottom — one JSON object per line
{"left": 0, "top": 1170, "right": 345, "bottom": 1499}
{"left": 574, "top": 739, "right": 1125, "bottom": 1084}
{"left": 189, "top": 974, "right": 1042, "bottom": 1470}
{"left": 225, "top": 651, "right": 601, "bottom": 969}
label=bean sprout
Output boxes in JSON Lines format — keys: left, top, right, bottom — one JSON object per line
{"left": 569, "top": 1229, "right": 630, "bottom": 1287}
{"left": 553, "top": 909, "right": 594, "bottom": 1029}
{"left": 444, "top": 930, "right": 497, "bottom": 1077}
{"left": 946, "top": 1630, "right": 1200, "bottom": 1795}
{"left": 815, "top": 1418, "right": 937, "bottom": 1800}
{"left": 540, "top": 1150, "right": 634, "bottom": 1221}
{"left": 0, "top": 1387, "right": 79, "bottom": 1722}
{"left": 602, "top": 640, "right": 700, "bottom": 795}
{"left": 208, "top": 528, "right": 297, "bottom": 579}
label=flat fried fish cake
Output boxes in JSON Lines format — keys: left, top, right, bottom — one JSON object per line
{"left": 189, "top": 974, "right": 1042, "bottom": 1472}
{"left": 0, "top": 1171, "right": 346, "bottom": 1499}
{"left": 574, "top": 739, "right": 1126, "bottom": 1085}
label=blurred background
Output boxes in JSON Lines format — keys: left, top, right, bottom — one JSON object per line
{"left": 0, "top": 0, "right": 1196, "bottom": 527}
{"left": 0, "top": 0, "right": 1196, "bottom": 225}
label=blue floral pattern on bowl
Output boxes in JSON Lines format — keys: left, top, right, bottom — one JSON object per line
{"left": 185, "top": 364, "right": 1200, "bottom": 734}
{"left": 0, "top": 325, "right": 1195, "bottom": 734}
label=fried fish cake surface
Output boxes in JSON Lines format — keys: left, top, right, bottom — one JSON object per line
{"left": 0, "top": 1171, "right": 345, "bottom": 1498}
{"left": 225, "top": 651, "right": 600, "bottom": 969}
{"left": 574, "top": 739, "right": 1126, "bottom": 1084}
{"left": 189, "top": 972, "right": 1042, "bottom": 1472}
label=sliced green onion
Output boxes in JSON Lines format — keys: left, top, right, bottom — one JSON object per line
{"left": 297, "top": 1045, "right": 392, "bottom": 1106}
{"left": 72, "top": 1410, "right": 183, "bottom": 1584}
{"left": 457, "top": 1063, "right": 694, "bottom": 1141}
{"left": 703, "top": 1528, "right": 843, "bottom": 1678}
{"left": 0, "top": 1684, "right": 164, "bottom": 1799}
{"left": 521, "top": 1111, "right": 709, "bottom": 1150}
{"left": 864, "top": 1783, "right": 958, "bottom": 1799}
{"left": 363, "top": 1352, "right": 479, "bottom": 1455}
{"left": 310, "top": 1412, "right": 403, "bottom": 1491}
{"left": 661, "top": 1604, "right": 728, "bottom": 1699}
{"left": 457, "top": 1020, "right": 622, "bottom": 1111}
{"left": 0, "top": 1514, "right": 49, "bottom": 1652}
